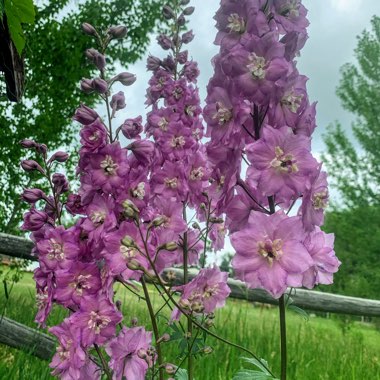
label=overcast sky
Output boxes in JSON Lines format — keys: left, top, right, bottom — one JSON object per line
{"left": 116, "top": 0, "right": 380, "bottom": 155}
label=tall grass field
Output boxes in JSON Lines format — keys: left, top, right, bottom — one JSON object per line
{"left": 0, "top": 272, "right": 379, "bottom": 379}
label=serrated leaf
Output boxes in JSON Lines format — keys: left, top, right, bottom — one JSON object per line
{"left": 175, "top": 368, "right": 189, "bottom": 380}
{"left": 242, "top": 357, "right": 271, "bottom": 375}
{"left": 288, "top": 304, "right": 309, "bottom": 321}
{"left": 4, "top": 0, "right": 35, "bottom": 55}
{"left": 233, "top": 370, "right": 277, "bottom": 380}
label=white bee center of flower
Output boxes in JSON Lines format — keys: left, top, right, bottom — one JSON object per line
{"left": 47, "top": 239, "right": 65, "bottom": 260}
{"left": 258, "top": 238, "right": 283, "bottom": 266}
{"left": 100, "top": 155, "right": 118, "bottom": 175}
{"left": 164, "top": 177, "right": 178, "bottom": 188}
{"left": 120, "top": 245, "right": 138, "bottom": 260}
{"left": 70, "top": 274, "right": 92, "bottom": 296}
{"left": 88, "top": 311, "right": 111, "bottom": 334}
{"left": 281, "top": 89, "right": 303, "bottom": 113}
{"left": 270, "top": 146, "right": 299, "bottom": 173}
{"left": 185, "top": 105, "right": 196, "bottom": 117}
{"left": 203, "top": 284, "right": 219, "bottom": 298}
{"left": 132, "top": 182, "right": 145, "bottom": 199}
{"left": 190, "top": 167, "right": 204, "bottom": 181}
{"left": 312, "top": 190, "right": 329, "bottom": 210}
{"left": 158, "top": 117, "right": 168, "bottom": 131}
{"left": 247, "top": 53, "right": 267, "bottom": 80}
{"left": 90, "top": 211, "right": 106, "bottom": 226}
{"left": 227, "top": 13, "right": 246, "bottom": 33}
{"left": 171, "top": 136, "right": 186, "bottom": 148}
{"left": 212, "top": 102, "right": 233, "bottom": 125}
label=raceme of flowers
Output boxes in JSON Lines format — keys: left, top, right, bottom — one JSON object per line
{"left": 19, "top": 0, "right": 340, "bottom": 379}
{"left": 205, "top": 0, "right": 340, "bottom": 298}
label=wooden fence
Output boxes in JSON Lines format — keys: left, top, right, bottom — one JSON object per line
{"left": 1, "top": 232, "right": 380, "bottom": 360}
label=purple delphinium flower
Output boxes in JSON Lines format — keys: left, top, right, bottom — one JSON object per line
{"left": 106, "top": 326, "right": 153, "bottom": 380}
{"left": 37, "top": 226, "right": 80, "bottom": 271}
{"left": 231, "top": 211, "right": 313, "bottom": 298}
{"left": 300, "top": 165, "right": 329, "bottom": 231}
{"left": 246, "top": 125, "right": 318, "bottom": 201}
{"left": 70, "top": 295, "right": 123, "bottom": 347}
{"left": 289, "top": 228, "right": 340, "bottom": 289}
{"left": 172, "top": 266, "right": 231, "bottom": 319}
{"left": 55, "top": 262, "right": 102, "bottom": 307}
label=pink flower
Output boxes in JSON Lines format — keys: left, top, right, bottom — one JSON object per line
{"left": 172, "top": 266, "right": 230, "bottom": 319}
{"left": 80, "top": 120, "right": 108, "bottom": 153}
{"left": 231, "top": 211, "right": 313, "bottom": 298}
{"left": 55, "top": 262, "right": 102, "bottom": 307}
{"left": 37, "top": 226, "right": 80, "bottom": 271}
{"left": 246, "top": 125, "right": 318, "bottom": 200}
{"left": 106, "top": 326, "right": 153, "bottom": 380}
{"left": 70, "top": 296, "right": 123, "bottom": 347}
{"left": 290, "top": 228, "right": 340, "bottom": 289}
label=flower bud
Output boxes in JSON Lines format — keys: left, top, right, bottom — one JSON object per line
{"left": 36, "top": 144, "right": 48, "bottom": 155}
{"left": 115, "top": 300, "right": 122, "bottom": 310}
{"left": 92, "top": 78, "right": 108, "bottom": 94}
{"left": 182, "top": 30, "right": 194, "bottom": 44}
{"left": 162, "top": 56, "right": 175, "bottom": 71}
{"left": 21, "top": 209, "right": 49, "bottom": 231}
{"left": 147, "top": 55, "right": 161, "bottom": 71}
{"left": 162, "top": 5, "right": 175, "bottom": 19}
{"left": 107, "top": 25, "right": 127, "bottom": 39}
{"left": 85, "top": 48, "right": 106, "bottom": 71}
{"left": 177, "top": 50, "right": 188, "bottom": 64}
{"left": 127, "top": 259, "right": 143, "bottom": 271}
{"left": 165, "top": 364, "right": 176, "bottom": 375}
{"left": 22, "top": 188, "right": 45, "bottom": 203}
{"left": 82, "top": 22, "right": 97, "bottom": 36}
{"left": 183, "top": 6, "right": 195, "bottom": 15}
{"left": 121, "top": 235, "right": 135, "bottom": 247}
{"left": 203, "top": 346, "right": 213, "bottom": 354}
{"left": 73, "top": 104, "right": 99, "bottom": 125}
{"left": 49, "top": 151, "right": 69, "bottom": 163}
{"left": 157, "top": 333, "right": 170, "bottom": 343}
{"left": 121, "top": 116, "right": 143, "bottom": 139}
{"left": 192, "top": 222, "right": 200, "bottom": 229}
{"left": 52, "top": 173, "right": 69, "bottom": 193}
{"left": 127, "top": 140, "right": 155, "bottom": 164}
{"left": 180, "top": 0, "right": 190, "bottom": 5}
{"left": 157, "top": 34, "right": 172, "bottom": 50}
{"left": 131, "top": 317, "right": 138, "bottom": 327}
{"left": 19, "top": 139, "right": 36, "bottom": 149}
{"left": 179, "top": 298, "right": 191, "bottom": 310}
{"left": 177, "top": 14, "right": 186, "bottom": 26}
{"left": 110, "top": 91, "right": 126, "bottom": 112}
{"left": 80, "top": 78, "right": 94, "bottom": 93}
{"left": 163, "top": 241, "right": 178, "bottom": 251}
{"left": 137, "top": 348, "right": 147, "bottom": 359}
{"left": 21, "top": 160, "right": 45, "bottom": 174}
{"left": 113, "top": 72, "right": 136, "bottom": 86}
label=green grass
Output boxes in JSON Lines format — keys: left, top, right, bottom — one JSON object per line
{"left": 1, "top": 272, "right": 380, "bottom": 379}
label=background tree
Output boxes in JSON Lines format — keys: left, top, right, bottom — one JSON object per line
{"left": 322, "top": 16, "right": 380, "bottom": 300}
{"left": 0, "top": 0, "right": 165, "bottom": 234}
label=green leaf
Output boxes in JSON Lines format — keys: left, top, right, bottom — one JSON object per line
{"left": 242, "top": 357, "right": 272, "bottom": 375}
{"left": 288, "top": 304, "right": 309, "bottom": 321}
{"left": 175, "top": 368, "right": 189, "bottom": 380}
{"left": 4, "top": 0, "right": 35, "bottom": 55}
{"left": 233, "top": 370, "right": 278, "bottom": 380}
{"left": 0, "top": 1, "right": 4, "bottom": 18}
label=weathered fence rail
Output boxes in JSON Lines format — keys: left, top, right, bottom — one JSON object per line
{"left": 0, "top": 316, "right": 55, "bottom": 360}
{"left": 1, "top": 232, "right": 380, "bottom": 361}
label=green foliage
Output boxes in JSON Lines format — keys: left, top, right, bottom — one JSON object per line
{"left": 322, "top": 204, "right": 380, "bottom": 300}
{"left": 2, "top": 275, "right": 380, "bottom": 379}
{"left": 4, "top": 0, "right": 35, "bottom": 55}
{"left": 0, "top": 0, "right": 165, "bottom": 234}
{"left": 323, "top": 16, "right": 380, "bottom": 207}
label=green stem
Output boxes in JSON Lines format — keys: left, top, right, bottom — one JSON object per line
{"left": 279, "top": 295, "right": 287, "bottom": 380}
{"left": 94, "top": 343, "right": 112, "bottom": 380}
{"left": 182, "top": 204, "right": 194, "bottom": 380}
{"left": 141, "top": 277, "right": 164, "bottom": 380}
